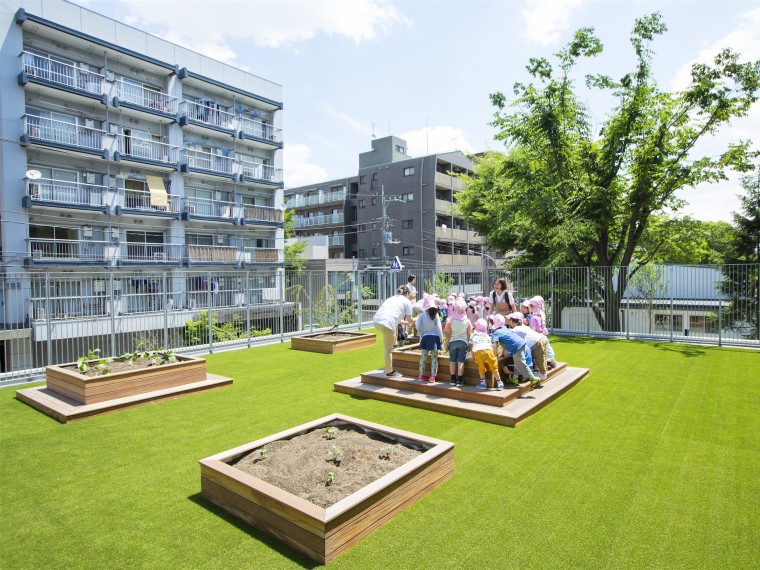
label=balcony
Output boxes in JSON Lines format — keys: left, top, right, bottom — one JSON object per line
{"left": 114, "top": 134, "right": 179, "bottom": 168}
{"left": 293, "top": 213, "right": 344, "bottom": 228}
{"left": 27, "top": 239, "right": 108, "bottom": 265}
{"left": 435, "top": 171, "right": 463, "bottom": 191}
{"left": 435, "top": 253, "right": 484, "bottom": 267}
{"left": 22, "top": 115, "right": 107, "bottom": 158}
{"left": 435, "top": 198, "right": 453, "bottom": 214}
{"left": 179, "top": 101, "right": 236, "bottom": 134}
{"left": 329, "top": 235, "right": 344, "bottom": 247}
{"left": 120, "top": 188, "right": 181, "bottom": 217}
{"left": 122, "top": 243, "right": 183, "bottom": 265}
{"left": 287, "top": 189, "right": 347, "bottom": 208}
{"left": 239, "top": 160, "right": 283, "bottom": 185}
{"left": 239, "top": 116, "right": 282, "bottom": 147}
{"left": 435, "top": 226, "right": 481, "bottom": 242}
{"left": 186, "top": 244, "right": 239, "bottom": 265}
{"left": 23, "top": 178, "right": 110, "bottom": 214}
{"left": 113, "top": 79, "right": 178, "bottom": 117}
{"left": 19, "top": 51, "right": 106, "bottom": 103}
{"left": 183, "top": 197, "right": 239, "bottom": 222}
{"left": 182, "top": 149, "right": 236, "bottom": 179}
{"left": 241, "top": 248, "right": 279, "bottom": 264}
{"left": 242, "top": 205, "right": 283, "bottom": 226}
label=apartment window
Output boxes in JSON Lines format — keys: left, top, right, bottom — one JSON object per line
{"left": 403, "top": 167, "right": 415, "bottom": 176}
{"left": 358, "top": 249, "right": 366, "bottom": 257}
{"left": 372, "top": 173, "right": 378, "bottom": 181}
{"left": 395, "top": 145, "right": 405, "bottom": 154}
{"left": 371, "top": 197, "right": 377, "bottom": 206}
{"left": 402, "top": 246, "right": 414, "bottom": 255}
{"left": 358, "top": 199, "right": 365, "bottom": 209}
{"left": 402, "top": 219, "right": 413, "bottom": 229}
{"left": 360, "top": 175, "right": 367, "bottom": 184}
{"left": 371, "top": 248, "right": 377, "bottom": 256}
{"left": 402, "top": 193, "right": 414, "bottom": 202}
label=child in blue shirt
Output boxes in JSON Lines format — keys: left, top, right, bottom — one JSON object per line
{"left": 490, "top": 314, "right": 540, "bottom": 390}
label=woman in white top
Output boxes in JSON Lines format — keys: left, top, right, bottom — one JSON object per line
{"left": 373, "top": 285, "right": 415, "bottom": 377}
{"left": 489, "top": 277, "right": 516, "bottom": 316}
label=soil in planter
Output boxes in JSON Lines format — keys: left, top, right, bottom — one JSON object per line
{"left": 307, "top": 333, "right": 367, "bottom": 342}
{"left": 62, "top": 357, "right": 172, "bottom": 377}
{"left": 232, "top": 425, "right": 423, "bottom": 508}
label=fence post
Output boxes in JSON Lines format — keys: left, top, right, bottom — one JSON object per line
{"left": 586, "top": 267, "right": 591, "bottom": 336}
{"left": 162, "top": 271, "right": 168, "bottom": 349}
{"left": 718, "top": 298, "right": 722, "bottom": 347}
{"left": 109, "top": 271, "right": 116, "bottom": 357}
{"left": 279, "top": 270, "right": 285, "bottom": 343}
{"left": 626, "top": 290, "right": 630, "bottom": 340}
{"left": 670, "top": 297, "right": 674, "bottom": 343}
{"left": 207, "top": 271, "right": 213, "bottom": 353}
{"left": 45, "top": 272, "right": 52, "bottom": 366}
{"left": 550, "top": 269, "right": 555, "bottom": 330}
{"left": 246, "top": 271, "right": 251, "bottom": 348}
{"left": 357, "top": 269, "right": 363, "bottom": 330}
{"left": 308, "top": 271, "right": 313, "bottom": 331}
{"left": 334, "top": 273, "right": 339, "bottom": 327}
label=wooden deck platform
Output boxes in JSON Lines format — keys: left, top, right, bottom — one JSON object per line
{"left": 334, "top": 365, "right": 588, "bottom": 427}
{"left": 16, "top": 373, "right": 233, "bottom": 423}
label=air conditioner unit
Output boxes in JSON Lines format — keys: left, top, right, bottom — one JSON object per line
{"left": 35, "top": 308, "right": 46, "bottom": 320}
{"left": 84, "top": 172, "right": 96, "bottom": 184}
{"left": 186, "top": 205, "right": 196, "bottom": 215}
{"left": 153, "top": 252, "right": 166, "bottom": 261}
{"left": 187, "top": 158, "right": 197, "bottom": 167}
{"left": 29, "top": 183, "right": 41, "bottom": 198}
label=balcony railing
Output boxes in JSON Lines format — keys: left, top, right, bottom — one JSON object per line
{"left": 122, "top": 189, "right": 181, "bottom": 214}
{"left": 243, "top": 205, "right": 282, "bottom": 223}
{"left": 184, "top": 149, "right": 234, "bottom": 175}
{"left": 24, "top": 115, "right": 104, "bottom": 151}
{"left": 287, "top": 189, "right": 347, "bottom": 208}
{"left": 115, "top": 79, "right": 178, "bottom": 114}
{"left": 239, "top": 160, "right": 283, "bottom": 183}
{"left": 242, "top": 248, "right": 279, "bottom": 263}
{"left": 115, "top": 134, "right": 179, "bottom": 164}
{"left": 26, "top": 178, "right": 108, "bottom": 208}
{"left": 181, "top": 101, "right": 236, "bottom": 131}
{"left": 186, "top": 245, "right": 238, "bottom": 263}
{"left": 239, "top": 116, "right": 282, "bottom": 143}
{"left": 29, "top": 239, "right": 107, "bottom": 262}
{"left": 123, "top": 243, "right": 183, "bottom": 263}
{"left": 21, "top": 51, "right": 104, "bottom": 95}
{"left": 184, "top": 197, "right": 237, "bottom": 219}
{"left": 329, "top": 235, "right": 344, "bottom": 247}
{"left": 293, "top": 213, "right": 344, "bottom": 228}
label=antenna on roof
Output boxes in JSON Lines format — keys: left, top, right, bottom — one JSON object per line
{"left": 371, "top": 122, "right": 376, "bottom": 139}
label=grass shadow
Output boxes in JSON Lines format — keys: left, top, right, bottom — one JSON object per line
{"left": 651, "top": 343, "right": 708, "bottom": 358}
{"left": 188, "top": 493, "right": 320, "bottom": 569}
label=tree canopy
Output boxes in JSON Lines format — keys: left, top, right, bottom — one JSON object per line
{"left": 457, "top": 12, "right": 760, "bottom": 330}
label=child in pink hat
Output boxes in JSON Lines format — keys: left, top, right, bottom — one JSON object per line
{"left": 416, "top": 295, "right": 443, "bottom": 383}
{"left": 468, "top": 318, "right": 502, "bottom": 390}
{"left": 443, "top": 298, "right": 472, "bottom": 386}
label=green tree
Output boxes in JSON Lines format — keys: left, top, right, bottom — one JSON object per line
{"left": 424, "top": 273, "right": 455, "bottom": 299}
{"left": 457, "top": 13, "right": 759, "bottom": 331}
{"left": 629, "top": 264, "right": 668, "bottom": 334}
{"left": 283, "top": 207, "right": 306, "bottom": 273}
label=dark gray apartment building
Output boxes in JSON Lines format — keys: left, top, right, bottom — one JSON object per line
{"left": 285, "top": 136, "right": 504, "bottom": 275}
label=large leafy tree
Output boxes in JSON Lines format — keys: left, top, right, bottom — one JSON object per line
{"left": 457, "top": 13, "right": 759, "bottom": 331}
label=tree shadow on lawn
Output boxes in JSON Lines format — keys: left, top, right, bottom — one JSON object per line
{"left": 651, "top": 342, "right": 708, "bottom": 358}
{"left": 188, "top": 493, "right": 320, "bottom": 569}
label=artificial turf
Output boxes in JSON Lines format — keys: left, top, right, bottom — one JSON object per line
{"left": 1, "top": 336, "right": 758, "bottom": 569}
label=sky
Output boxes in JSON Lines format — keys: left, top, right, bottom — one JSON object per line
{"left": 75, "top": 0, "right": 760, "bottom": 223}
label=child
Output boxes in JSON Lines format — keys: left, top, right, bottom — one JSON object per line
{"left": 527, "top": 296, "right": 557, "bottom": 368}
{"left": 490, "top": 314, "right": 540, "bottom": 390}
{"left": 520, "top": 299, "right": 532, "bottom": 326}
{"left": 469, "top": 319, "right": 503, "bottom": 390}
{"left": 443, "top": 298, "right": 472, "bottom": 387}
{"left": 416, "top": 295, "right": 443, "bottom": 383}
{"left": 437, "top": 298, "right": 448, "bottom": 326}
{"left": 506, "top": 312, "right": 549, "bottom": 379}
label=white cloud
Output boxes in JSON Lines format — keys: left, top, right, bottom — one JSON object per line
{"left": 521, "top": 0, "right": 585, "bottom": 46}
{"left": 325, "top": 107, "right": 374, "bottom": 136}
{"left": 670, "top": 6, "right": 760, "bottom": 91}
{"left": 115, "top": 0, "right": 409, "bottom": 63}
{"left": 284, "top": 143, "right": 328, "bottom": 188}
{"left": 399, "top": 126, "right": 476, "bottom": 157}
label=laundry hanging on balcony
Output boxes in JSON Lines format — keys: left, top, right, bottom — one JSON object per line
{"left": 146, "top": 175, "right": 168, "bottom": 208}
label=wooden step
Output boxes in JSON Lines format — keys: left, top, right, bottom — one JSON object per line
{"left": 334, "top": 366, "right": 589, "bottom": 427}
{"left": 359, "top": 370, "right": 533, "bottom": 407}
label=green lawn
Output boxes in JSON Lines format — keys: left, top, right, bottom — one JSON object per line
{"left": 1, "top": 336, "right": 758, "bottom": 569}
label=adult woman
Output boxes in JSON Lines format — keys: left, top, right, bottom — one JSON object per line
{"left": 373, "top": 285, "right": 415, "bottom": 377}
{"left": 489, "top": 277, "right": 516, "bottom": 316}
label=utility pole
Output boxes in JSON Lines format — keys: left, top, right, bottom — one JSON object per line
{"left": 378, "top": 184, "right": 404, "bottom": 298}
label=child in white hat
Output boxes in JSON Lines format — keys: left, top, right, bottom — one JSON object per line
{"left": 416, "top": 295, "right": 443, "bottom": 383}
{"left": 468, "top": 318, "right": 503, "bottom": 390}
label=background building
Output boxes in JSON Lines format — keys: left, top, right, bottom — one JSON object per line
{"left": 286, "top": 135, "right": 508, "bottom": 281}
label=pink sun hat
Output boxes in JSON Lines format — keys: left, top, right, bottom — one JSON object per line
{"left": 448, "top": 298, "right": 467, "bottom": 320}
{"left": 420, "top": 294, "right": 437, "bottom": 311}
{"left": 507, "top": 312, "right": 524, "bottom": 322}
{"left": 490, "top": 314, "right": 506, "bottom": 329}
{"left": 474, "top": 318, "right": 488, "bottom": 333}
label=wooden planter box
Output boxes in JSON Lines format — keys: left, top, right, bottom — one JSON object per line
{"left": 291, "top": 331, "right": 376, "bottom": 354}
{"left": 45, "top": 354, "right": 207, "bottom": 405}
{"left": 199, "top": 414, "right": 454, "bottom": 564}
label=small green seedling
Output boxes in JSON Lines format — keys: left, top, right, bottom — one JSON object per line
{"left": 323, "top": 426, "right": 337, "bottom": 440}
{"left": 326, "top": 471, "right": 335, "bottom": 486}
{"left": 256, "top": 448, "right": 268, "bottom": 461}
{"left": 379, "top": 444, "right": 396, "bottom": 460}
{"left": 327, "top": 445, "right": 343, "bottom": 465}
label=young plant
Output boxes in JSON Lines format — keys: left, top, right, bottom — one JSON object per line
{"left": 76, "top": 349, "right": 112, "bottom": 375}
{"left": 379, "top": 444, "right": 396, "bottom": 460}
{"left": 326, "top": 471, "right": 335, "bottom": 486}
{"left": 327, "top": 445, "right": 343, "bottom": 465}
{"left": 323, "top": 426, "right": 337, "bottom": 440}
{"left": 255, "top": 448, "right": 268, "bottom": 461}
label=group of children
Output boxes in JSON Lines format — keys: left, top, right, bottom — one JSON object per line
{"left": 412, "top": 293, "right": 557, "bottom": 391}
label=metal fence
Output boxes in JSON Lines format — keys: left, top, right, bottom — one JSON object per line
{"left": 0, "top": 264, "right": 757, "bottom": 385}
